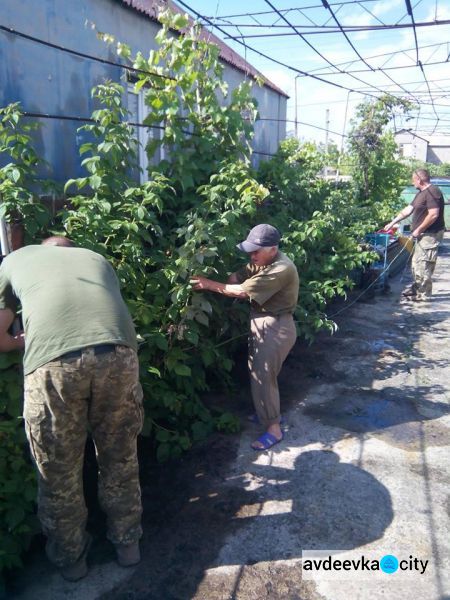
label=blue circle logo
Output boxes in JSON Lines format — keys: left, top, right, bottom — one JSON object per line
{"left": 380, "top": 554, "right": 399, "bottom": 574}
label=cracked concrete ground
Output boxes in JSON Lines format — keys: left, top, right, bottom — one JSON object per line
{"left": 7, "top": 236, "right": 450, "bottom": 600}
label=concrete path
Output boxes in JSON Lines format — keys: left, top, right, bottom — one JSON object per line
{"left": 7, "top": 236, "right": 450, "bottom": 600}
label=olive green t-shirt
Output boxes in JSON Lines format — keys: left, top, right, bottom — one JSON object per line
{"left": 236, "top": 251, "right": 299, "bottom": 316}
{"left": 0, "top": 245, "right": 137, "bottom": 374}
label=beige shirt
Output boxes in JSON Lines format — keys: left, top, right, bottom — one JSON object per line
{"left": 236, "top": 251, "right": 299, "bottom": 316}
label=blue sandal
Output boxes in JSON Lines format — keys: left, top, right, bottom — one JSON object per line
{"left": 251, "top": 431, "right": 284, "bottom": 451}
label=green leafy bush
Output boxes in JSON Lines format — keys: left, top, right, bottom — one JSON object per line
{"left": 0, "top": 355, "right": 38, "bottom": 591}
{"left": 257, "top": 139, "right": 377, "bottom": 340}
{"left": 0, "top": 104, "right": 53, "bottom": 239}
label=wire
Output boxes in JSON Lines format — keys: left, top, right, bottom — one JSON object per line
{"left": 401, "top": 2, "right": 441, "bottom": 132}
{"left": 319, "top": 0, "right": 420, "bottom": 103}
{"left": 22, "top": 100, "right": 352, "bottom": 137}
{"left": 302, "top": 57, "right": 450, "bottom": 78}
{"left": 21, "top": 110, "right": 198, "bottom": 138}
{"left": 263, "top": 0, "right": 373, "bottom": 91}
{"left": 0, "top": 24, "right": 174, "bottom": 81}
{"left": 255, "top": 117, "right": 347, "bottom": 138}
{"left": 212, "top": 1, "right": 381, "bottom": 20}
{"left": 418, "top": 61, "right": 441, "bottom": 134}
{"left": 0, "top": 12, "right": 364, "bottom": 108}
{"left": 2, "top": 5, "right": 438, "bottom": 115}
{"left": 320, "top": 0, "right": 374, "bottom": 75}
{"left": 263, "top": 0, "right": 424, "bottom": 105}
{"left": 219, "top": 19, "right": 450, "bottom": 36}
{"left": 20, "top": 109, "right": 348, "bottom": 159}
{"left": 405, "top": 0, "right": 420, "bottom": 65}
{"left": 176, "top": 0, "right": 366, "bottom": 96}
{"left": 308, "top": 41, "right": 450, "bottom": 76}
{"left": 180, "top": 0, "right": 447, "bottom": 113}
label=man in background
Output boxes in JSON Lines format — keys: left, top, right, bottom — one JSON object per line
{"left": 0, "top": 236, "right": 143, "bottom": 581}
{"left": 385, "top": 169, "right": 445, "bottom": 301}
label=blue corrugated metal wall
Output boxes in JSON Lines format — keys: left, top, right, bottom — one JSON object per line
{"left": 0, "top": 0, "right": 286, "bottom": 183}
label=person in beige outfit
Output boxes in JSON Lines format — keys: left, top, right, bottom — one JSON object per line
{"left": 191, "top": 224, "right": 299, "bottom": 450}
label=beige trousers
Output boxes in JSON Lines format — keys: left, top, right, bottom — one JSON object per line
{"left": 248, "top": 313, "right": 297, "bottom": 427}
{"left": 411, "top": 230, "right": 444, "bottom": 299}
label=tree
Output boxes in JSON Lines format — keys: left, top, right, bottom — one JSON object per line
{"left": 347, "top": 95, "right": 413, "bottom": 222}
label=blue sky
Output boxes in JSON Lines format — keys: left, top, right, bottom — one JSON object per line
{"left": 178, "top": 0, "right": 450, "bottom": 148}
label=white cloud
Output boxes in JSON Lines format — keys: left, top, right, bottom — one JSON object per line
{"left": 372, "top": 0, "right": 404, "bottom": 18}
{"left": 261, "top": 68, "right": 295, "bottom": 97}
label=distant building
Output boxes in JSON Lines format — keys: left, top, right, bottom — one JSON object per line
{"left": 394, "top": 129, "right": 450, "bottom": 164}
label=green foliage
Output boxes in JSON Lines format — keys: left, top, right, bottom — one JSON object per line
{"left": 59, "top": 86, "right": 264, "bottom": 458}
{"left": 0, "top": 355, "right": 38, "bottom": 589}
{"left": 119, "top": 8, "right": 258, "bottom": 193}
{"left": 347, "top": 94, "right": 414, "bottom": 222}
{"left": 258, "top": 139, "right": 376, "bottom": 341}
{"left": 402, "top": 158, "right": 450, "bottom": 178}
{"left": 0, "top": 104, "right": 53, "bottom": 240}
{"left": 0, "top": 105, "right": 41, "bottom": 585}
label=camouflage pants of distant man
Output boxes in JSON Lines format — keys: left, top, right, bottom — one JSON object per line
{"left": 23, "top": 345, "right": 144, "bottom": 568}
{"left": 411, "top": 230, "right": 444, "bottom": 300}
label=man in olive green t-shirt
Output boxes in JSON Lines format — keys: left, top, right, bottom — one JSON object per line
{"left": 0, "top": 237, "right": 143, "bottom": 580}
{"left": 191, "top": 224, "right": 299, "bottom": 451}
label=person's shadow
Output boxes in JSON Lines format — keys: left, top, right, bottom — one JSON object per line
{"left": 210, "top": 449, "right": 393, "bottom": 567}
{"left": 99, "top": 447, "right": 393, "bottom": 599}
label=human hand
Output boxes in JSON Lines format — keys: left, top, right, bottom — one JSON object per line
{"left": 190, "top": 276, "right": 211, "bottom": 291}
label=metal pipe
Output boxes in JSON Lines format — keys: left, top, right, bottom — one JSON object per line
{"left": 0, "top": 217, "right": 9, "bottom": 256}
{"left": 294, "top": 75, "right": 300, "bottom": 139}
{"left": 336, "top": 89, "right": 353, "bottom": 182}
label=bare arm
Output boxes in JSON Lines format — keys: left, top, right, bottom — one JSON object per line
{"left": 191, "top": 276, "right": 249, "bottom": 299}
{"left": 384, "top": 204, "right": 415, "bottom": 230}
{"left": 0, "top": 308, "right": 25, "bottom": 352}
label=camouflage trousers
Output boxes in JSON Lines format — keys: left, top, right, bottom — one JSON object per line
{"left": 23, "top": 345, "right": 144, "bottom": 568}
{"left": 411, "top": 230, "right": 444, "bottom": 299}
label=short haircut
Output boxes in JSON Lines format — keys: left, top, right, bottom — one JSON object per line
{"left": 414, "top": 169, "right": 430, "bottom": 183}
{"left": 41, "top": 236, "right": 76, "bottom": 247}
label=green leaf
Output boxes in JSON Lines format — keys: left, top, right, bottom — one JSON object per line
{"left": 185, "top": 330, "right": 199, "bottom": 346}
{"left": 156, "top": 430, "right": 170, "bottom": 442}
{"left": 89, "top": 175, "right": 102, "bottom": 189}
{"left": 147, "top": 366, "right": 161, "bottom": 377}
{"left": 154, "top": 335, "right": 168, "bottom": 351}
{"left": 194, "top": 312, "right": 209, "bottom": 326}
{"left": 201, "top": 349, "right": 215, "bottom": 367}
{"left": 174, "top": 364, "right": 191, "bottom": 377}
{"left": 64, "top": 179, "right": 77, "bottom": 192}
